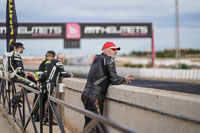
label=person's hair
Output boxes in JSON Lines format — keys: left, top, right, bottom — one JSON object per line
{"left": 46, "top": 51, "right": 55, "bottom": 57}
{"left": 57, "top": 52, "right": 65, "bottom": 59}
{"left": 11, "top": 43, "right": 17, "bottom": 49}
{"left": 15, "top": 42, "right": 24, "bottom": 49}
{"left": 102, "top": 48, "right": 110, "bottom": 54}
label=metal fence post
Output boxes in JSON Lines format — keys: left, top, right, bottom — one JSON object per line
{"left": 49, "top": 100, "right": 53, "bottom": 133}
{"left": 22, "top": 88, "right": 25, "bottom": 127}
{"left": 40, "top": 89, "right": 44, "bottom": 133}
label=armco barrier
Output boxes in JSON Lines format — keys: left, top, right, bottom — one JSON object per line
{"left": 25, "top": 65, "right": 200, "bottom": 81}
{"left": 116, "top": 68, "right": 200, "bottom": 81}
{"left": 62, "top": 78, "right": 200, "bottom": 133}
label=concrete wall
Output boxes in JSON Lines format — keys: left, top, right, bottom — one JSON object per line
{"left": 61, "top": 78, "right": 200, "bottom": 133}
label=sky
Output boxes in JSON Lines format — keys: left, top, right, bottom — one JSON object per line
{"left": 0, "top": 0, "right": 200, "bottom": 56}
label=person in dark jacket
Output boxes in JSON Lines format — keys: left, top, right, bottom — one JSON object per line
{"left": 33, "top": 51, "right": 55, "bottom": 121}
{"left": 44, "top": 52, "right": 73, "bottom": 96}
{"left": 81, "top": 42, "right": 134, "bottom": 133}
{"left": 42, "top": 52, "right": 73, "bottom": 125}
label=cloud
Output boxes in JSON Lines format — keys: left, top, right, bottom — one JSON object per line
{"left": 1, "top": 0, "right": 200, "bottom": 22}
{"left": 0, "top": 0, "right": 200, "bottom": 55}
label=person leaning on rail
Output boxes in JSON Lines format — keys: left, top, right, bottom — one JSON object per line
{"left": 8, "top": 42, "right": 39, "bottom": 108}
{"left": 32, "top": 51, "right": 55, "bottom": 122}
{"left": 81, "top": 42, "right": 134, "bottom": 133}
{"left": 42, "top": 52, "right": 73, "bottom": 125}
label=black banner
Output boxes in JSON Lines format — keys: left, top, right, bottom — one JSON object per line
{"left": 80, "top": 23, "right": 152, "bottom": 38}
{"left": 0, "top": 23, "right": 152, "bottom": 40}
{"left": 0, "top": 23, "right": 65, "bottom": 39}
{"left": 6, "top": 0, "right": 18, "bottom": 52}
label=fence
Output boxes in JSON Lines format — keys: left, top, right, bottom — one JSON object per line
{"left": 117, "top": 68, "right": 200, "bottom": 81}
{"left": 0, "top": 75, "right": 140, "bottom": 133}
{"left": 24, "top": 65, "right": 200, "bottom": 81}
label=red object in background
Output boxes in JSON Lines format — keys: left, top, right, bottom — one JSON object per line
{"left": 151, "top": 28, "right": 155, "bottom": 68}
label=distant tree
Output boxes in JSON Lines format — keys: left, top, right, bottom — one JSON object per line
{"left": 129, "top": 49, "right": 200, "bottom": 58}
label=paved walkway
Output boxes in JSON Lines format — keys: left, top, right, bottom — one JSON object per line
{"left": 0, "top": 111, "right": 15, "bottom": 133}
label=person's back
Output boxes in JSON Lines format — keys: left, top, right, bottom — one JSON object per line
{"left": 41, "top": 52, "right": 73, "bottom": 125}
{"left": 33, "top": 51, "right": 55, "bottom": 122}
{"left": 46, "top": 59, "right": 71, "bottom": 84}
{"left": 43, "top": 53, "right": 72, "bottom": 95}
{"left": 9, "top": 50, "right": 25, "bottom": 77}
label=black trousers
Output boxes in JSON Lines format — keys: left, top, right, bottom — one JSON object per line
{"left": 42, "top": 82, "right": 56, "bottom": 119}
{"left": 32, "top": 82, "right": 53, "bottom": 120}
{"left": 32, "top": 87, "right": 48, "bottom": 117}
{"left": 81, "top": 92, "right": 108, "bottom": 133}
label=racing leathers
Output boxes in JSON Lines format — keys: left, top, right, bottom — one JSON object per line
{"left": 44, "top": 59, "right": 71, "bottom": 96}
{"left": 41, "top": 59, "right": 71, "bottom": 124}
{"left": 9, "top": 51, "right": 37, "bottom": 89}
{"left": 8, "top": 51, "right": 37, "bottom": 109}
{"left": 33, "top": 60, "right": 51, "bottom": 121}
{"left": 81, "top": 53, "right": 125, "bottom": 132}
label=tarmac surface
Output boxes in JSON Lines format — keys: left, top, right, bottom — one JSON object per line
{"left": 0, "top": 111, "right": 15, "bottom": 133}
{"left": 25, "top": 66, "right": 200, "bottom": 95}
{"left": 74, "top": 73, "right": 200, "bottom": 95}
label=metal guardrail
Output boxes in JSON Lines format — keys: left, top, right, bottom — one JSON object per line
{"left": 25, "top": 65, "right": 200, "bottom": 81}
{"left": 0, "top": 76, "right": 140, "bottom": 133}
{"left": 49, "top": 96, "right": 140, "bottom": 133}
{"left": 117, "top": 68, "right": 200, "bottom": 81}
{"left": 0, "top": 76, "right": 44, "bottom": 133}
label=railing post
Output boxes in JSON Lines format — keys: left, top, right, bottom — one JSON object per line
{"left": 49, "top": 100, "right": 53, "bottom": 133}
{"left": 8, "top": 82, "right": 11, "bottom": 101}
{"left": 22, "top": 88, "right": 25, "bottom": 127}
{"left": 39, "top": 89, "right": 44, "bottom": 133}
{"left": 0, "top": 78, "right": 2, "bottom": 104}
{"left": 12, "top": 81, "right": 15, "bottom": 98}
{"left": 2, "top": 80, "right": 6, "bottom": 108}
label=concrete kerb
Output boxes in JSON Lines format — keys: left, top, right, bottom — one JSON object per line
{"left": 0, "top": 104, "right": 23, "bottom": 133}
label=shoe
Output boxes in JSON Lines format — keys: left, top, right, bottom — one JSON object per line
{"left": 33, "top": 115, "right": 39, "bottom": 122}
{"left": 42, "top": 117, "right": 48, "bottom": 125}
{"left": 46, "top": 120, "right": 58, "bottom": 126}
{"left": 8, "top": 100, "right": 22, "bottom": 108}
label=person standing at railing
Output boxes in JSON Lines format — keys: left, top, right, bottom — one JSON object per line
{"left": 81, "top": 42, "right": 134, "bottom": 133}
{"left": 8, "top": 42, "right": 39, "bottom": 107}
{"left": 32, "top": 51, "right": 56, "bottom": 122}
{"left": 42, "top": 52, "right": 73, "bottom": 125}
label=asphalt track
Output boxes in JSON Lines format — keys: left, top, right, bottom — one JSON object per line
{"left": 74, "top": 73, "right": 200, "bottom": 95}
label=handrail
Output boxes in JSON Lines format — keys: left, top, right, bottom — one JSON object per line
{"left": 49, "top": 96, "right": 140, "bottom": 133}
{"left": 15, "top": 83, "right": 41, "bottom": 95}
{"left": 0, "top": 76, "right": 43, "bottom": 133}
{"left": 1, "top": 75, "right": 141, "bottom": 133}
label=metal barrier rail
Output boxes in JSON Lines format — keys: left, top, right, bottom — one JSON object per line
{"left": 15, "top": 83, "right": 43, "bottom": 133}
{"left": 0, "top": 76, "right": 141, "bottom": 133}
{"left": 0, "top": 76, "right": 44, "bottom": 133}
{"left": 25, "top": 65, "right": 200, "bottom": 81}
{"left": 48, "top": 96, "right": 140, "bottom": 133}
{"left": 0, "top": 76, "right": 13, "bottom": 114}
